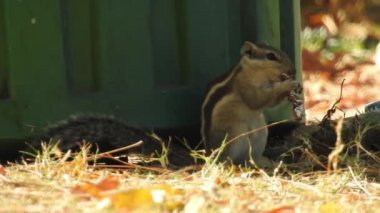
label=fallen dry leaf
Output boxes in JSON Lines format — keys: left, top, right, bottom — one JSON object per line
{"left": 72, "top": 176, "right": 119, "bottom": 198}
{"left": 0, "top": 165, "right": 6, "bottom": 176}
{"left": 214, "top": 176, "right": 230, "bottom": 188}
{"left": 265, "top": 206, "right": 296, "bottom": 213}
{"left": 95, "top": 176, "right": 119, "bottom": 191}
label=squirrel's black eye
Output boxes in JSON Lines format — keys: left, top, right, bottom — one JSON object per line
{"left": 245, "top": 50, "right": 253, "bottom": 58}
{"left": 266, "top": 52, "right": 277, "bottom": 61}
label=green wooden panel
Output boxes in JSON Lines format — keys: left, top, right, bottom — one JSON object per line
{"left": 5, "top": 0, "right": 67, "bottom": 100}
{"left": 151, "top": 0, "right": 183, "bottom": 87}
{"left": 0, "top": 0, "right": 69, "bottom": 138}
{"left": 61, "top": 0, "right": 99, "bottom": 94}
{"left": 241, "top": 0, "right": 281, "bottom": 46}
{"left": 92, "top": 0, "right": 235, "bottom": 129}
{"left": 0, "top": 1, "right": 9, "bottom": 99}
{"left": 0, "top": 0, "right": 301, "bottom": 140}
{"left": 265, "top": 0, "right": 302, "bottom": 122}
{"left": 280, "top": 0, "right": 302, "bottom": 75}
{"left": 0, "top": 1, "right": 17, "bottom": 137}
{"left": 183, "top": 0, "right": 233, "bottom": 88}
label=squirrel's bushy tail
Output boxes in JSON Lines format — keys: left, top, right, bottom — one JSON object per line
{"left": 31, "top": 114, "right": 196, "bottom": 167}
{"left": 41, "top": 114, "right": 159, "bottom": 154}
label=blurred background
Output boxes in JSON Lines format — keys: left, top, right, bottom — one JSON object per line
{"left": 301, "top": 0, "right": 380, "bottom": 121}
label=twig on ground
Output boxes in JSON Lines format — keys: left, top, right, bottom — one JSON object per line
{"left": 304, "top": 148, "right": 327, "bottom": 169}
{"left": 327, "top": 118, "right": 345, "bottom": 174}
{"left": 86, "top": 140, "right": 144, "bottom": 161}
{"left": 348, "top": 166, "right": 372, "bottom": 196}
{"left": 225, "top": 120, "right": 291, "bottom": 147}
{"left": 321, "top": 79, "right": 345, "bottom": 125}
{"left": 94, "top": 158, "right": 169, "bottom": 174}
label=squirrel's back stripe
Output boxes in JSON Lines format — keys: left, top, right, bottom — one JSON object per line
{"left": 201, "top": 65, "right": 242, "bottom": 143}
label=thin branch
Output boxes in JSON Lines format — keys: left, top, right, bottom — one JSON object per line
{"left": 327, "top": 118, "right": 345, "bottom": 174}
{"left": 322, "top": 79, "right": 345, "bottom": 124}
{"left": 348, "top": 166, "right": 372, "bottom": 196}
{"left": 226, "top": 120, "right": 291, "bottom": 146}
{"left": 304, "top": 148, "right": 327, "bottom": 170}
{"left": 94, "top": 162, "right": 169, "bottom": 173}
{"left": 86, "top": 140, "right": 144, "bottom": 161}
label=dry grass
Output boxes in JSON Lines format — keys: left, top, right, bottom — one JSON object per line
{"left": 1, "top": 139, "right": 380, "bottom": 213}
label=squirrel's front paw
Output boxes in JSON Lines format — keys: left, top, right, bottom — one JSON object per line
{"left": 277, "top": 79, "right": 300, "bottom": 93}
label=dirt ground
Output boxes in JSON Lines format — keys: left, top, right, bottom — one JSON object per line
{"left": 303, "top": 50, "right": 380, "bottom": 122}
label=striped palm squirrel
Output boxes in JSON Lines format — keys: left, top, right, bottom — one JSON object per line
{"left": 201, "top": 41, "right": 299, "bottom": 167}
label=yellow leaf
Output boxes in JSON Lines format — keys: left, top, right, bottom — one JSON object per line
{"left": 111, "top": 188, "right": 155, "bottom": 210}
{"left": 319, "top": 202, "right": 341, "bottom": 213}
{"left": 109, "top": 184, "right": 183, "bottom": 211}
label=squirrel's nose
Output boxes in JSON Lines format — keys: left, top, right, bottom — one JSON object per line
{"left": 288, "top": 68, "right": 296, "bottom": 78}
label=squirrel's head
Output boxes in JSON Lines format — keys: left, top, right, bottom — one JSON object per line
{"left": 240, "top": 41, "right": 296, "bottom": 81}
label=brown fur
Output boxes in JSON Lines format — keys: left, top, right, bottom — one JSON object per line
{"left": 201, "top": 41, "right": 298, "bottom": 167}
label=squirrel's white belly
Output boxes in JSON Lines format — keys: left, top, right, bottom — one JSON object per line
{"left": 210, "top": 93, "right": 269, "bottom": 164}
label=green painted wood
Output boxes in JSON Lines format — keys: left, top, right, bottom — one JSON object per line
{"left": 280, "top": 0, "right": 302, "bottom": 77}
{"left": 61, "top": 0, "right": 99, "bottom": 94}
{"left": 0, "top": 0, "right": 301, "bottom": 140}
{"left": 0, "top": 1, "right": 9, "bottom": 99}
{"left": 264, "top": 0, "right": 302, "bottom": 122}
{"left": 1, "top": 0, "right": 68, "bottom": 138}
{"left": 241, "top": 0, "right": 281, "bottom": 46}
{"left": 0, "top": 0, "right": 18, "bottom": 139}
{"left": 184, "top": 0, "right": 233, "bottom": 88}
{"left": 151, "top": 0, "right": 182, "bottom": 87}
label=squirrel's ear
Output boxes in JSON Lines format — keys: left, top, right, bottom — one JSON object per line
{"left": 240, "top": 41, "right": 259, "bottom": 57}
{"left": 258, "top": 41, "right": 269, "bottom": 46}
